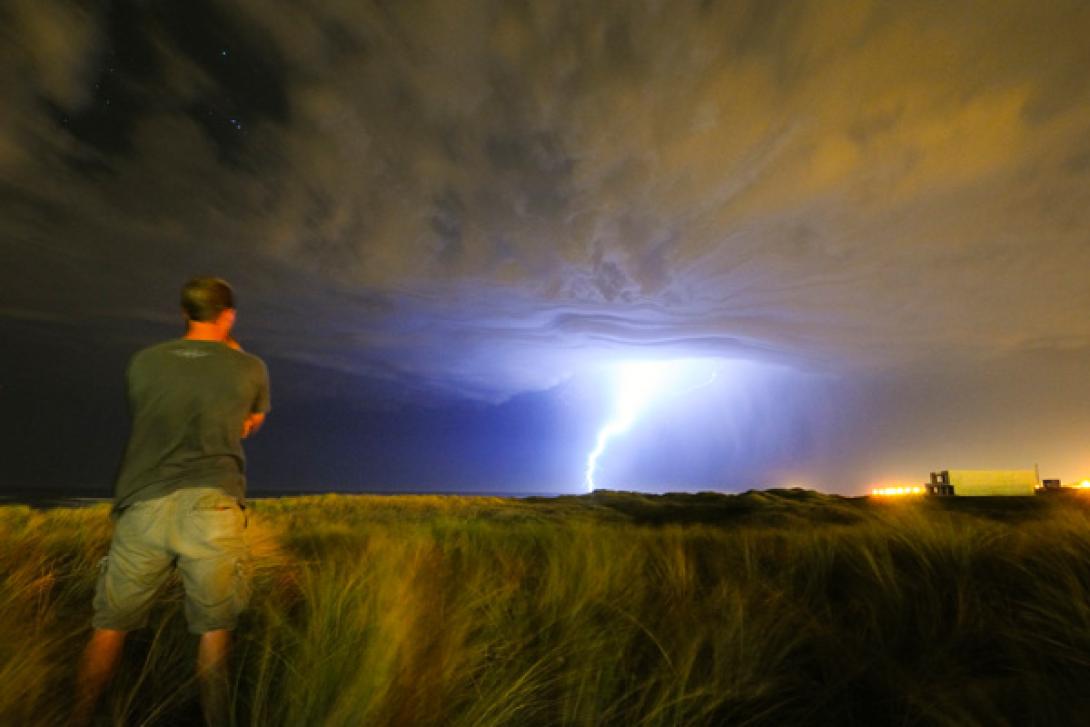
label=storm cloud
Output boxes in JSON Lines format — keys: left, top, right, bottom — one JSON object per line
{"left": 4, "top": 0, "right": 1090, "bottom": 490}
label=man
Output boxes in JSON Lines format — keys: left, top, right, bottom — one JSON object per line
{"left": 74, "top": 277, "right": 270, "bottom": 726}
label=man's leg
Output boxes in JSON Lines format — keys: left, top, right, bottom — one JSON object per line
{"left": 175, "top": 489, "right": 250, "bottom": 725}
{"left": 198, "top": 629, "right": 231, "bottom": 726}
{"left": 72, "top": 628, "right": 127, "bottom": 727}
{"left": 78, "top": 499, "right": 173, "bottom": 724}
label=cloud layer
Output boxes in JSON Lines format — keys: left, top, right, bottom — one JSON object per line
{"left": 3, "top": 1, "right": 1090, "bottom": 488}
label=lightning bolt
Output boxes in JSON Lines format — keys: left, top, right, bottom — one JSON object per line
{"left": 584, "top": 361, "right": 720, "bottom": 492}
{"left": 583, "top": 404, "right": 642, "bottom": 494}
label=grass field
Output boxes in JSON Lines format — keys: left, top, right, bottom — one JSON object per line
{"left": 4, "top": 489, "right": 1090, "bottom": 726}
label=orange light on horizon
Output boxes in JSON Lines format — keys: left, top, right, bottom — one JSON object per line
{"left": 871, "top": 485, "right": 925, "bottom": 497}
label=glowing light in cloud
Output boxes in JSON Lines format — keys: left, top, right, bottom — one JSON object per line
{"left": 584, "top": 359, "right": 721, "bottom": 492}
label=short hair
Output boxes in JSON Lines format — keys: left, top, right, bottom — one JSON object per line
{"left": 181, "top": 277, "right": 235, "bottom": 322}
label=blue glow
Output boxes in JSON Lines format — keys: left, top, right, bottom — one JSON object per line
{"left": 584, "top": 359, "right": 722, "bottom": 491}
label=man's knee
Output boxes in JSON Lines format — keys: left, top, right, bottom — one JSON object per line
{"left": 82, "top": 628, "right": 128, "bottom": 660}
{"left": 197, "top": 629, "right": 232, "bottom": 676}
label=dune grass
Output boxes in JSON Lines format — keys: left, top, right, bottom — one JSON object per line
{"left": 3, "top": 490, "right": 1090, "bottom": 725}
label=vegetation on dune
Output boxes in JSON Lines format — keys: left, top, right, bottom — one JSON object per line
{"left": 4, "top": 490, "right": 1090, "bottom": 725}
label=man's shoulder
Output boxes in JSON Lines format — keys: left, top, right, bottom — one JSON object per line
{"left": 237, "top": 351, "right": 269, "bottom": 379}
{"left": 226, "top": 345, "right": 266, "bottom": 367}
{"left": 213, "top": 347, "right": 268, "bottom": 384}
{"left": 130, "top": 340, "right": 182, "bottom": 364}
{"left": 233, "top": 348, "right": 265, "bottom": 363}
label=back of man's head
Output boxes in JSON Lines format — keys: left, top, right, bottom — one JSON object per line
{"left": 181, "top": 277, "right": 235, "bottom": 322}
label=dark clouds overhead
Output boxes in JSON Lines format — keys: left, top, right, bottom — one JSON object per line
{"left": 4, "top": 0, "right": 1090, "bottom": 490}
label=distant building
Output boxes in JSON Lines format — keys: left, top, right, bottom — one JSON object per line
{"left": 927, "top": 469, "right": 1038, "bottom": 497}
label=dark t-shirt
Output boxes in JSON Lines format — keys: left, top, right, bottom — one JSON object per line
{"left": 113, "top": 339, "right": 271, "bottom": 511}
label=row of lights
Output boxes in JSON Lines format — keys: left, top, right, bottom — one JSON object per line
{"left": 875, "top": 479, "right": 1090, "bottom": 497}
{"left": 1035, "top": 479, "right": 1090, "bottom": 490}
{"left": 871, "top": 486, "right": 925, "bottom": 497}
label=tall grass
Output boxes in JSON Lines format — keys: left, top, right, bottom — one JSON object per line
{"left": 4, "top": 491, "right": 1090, "bottom": 725}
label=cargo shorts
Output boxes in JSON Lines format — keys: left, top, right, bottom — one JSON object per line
{"left": 93, "top": 487, "right": 251, "bottom": 634}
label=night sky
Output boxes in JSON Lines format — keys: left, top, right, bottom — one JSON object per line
{"left": 3, "top": 1, "right": 1090, "bottom": 495}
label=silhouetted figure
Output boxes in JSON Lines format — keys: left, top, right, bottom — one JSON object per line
{"left": 73, "top": 277, "right": 270, "bottom": 726}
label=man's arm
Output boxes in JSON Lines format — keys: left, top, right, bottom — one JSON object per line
{"left": 241, "top": 412, "right": 265, "bottom": 439}
{"left": 242, "top": 356, "right": 270, "bottom": 439}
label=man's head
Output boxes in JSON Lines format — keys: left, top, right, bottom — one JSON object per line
{"left": 181, "top": 277, "right": 236, "bottom": 339}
